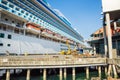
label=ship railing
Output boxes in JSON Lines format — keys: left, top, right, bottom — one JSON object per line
{"left": 0, "top": 21, "right": 16, "bottom": 27}
{"left": 56, "top": 37, "right": 62, "bottom": 41}
{"left": 40, "top": 32, "right": 63, "bottom": 41}
{"left": 88, "top": 37, "right": 104, "bottom": 41}
{"left": 61, "top": 39, "right": 67, "bottom": 42}
{"left": 52, "top": 36, "right": 61, "bottom": 41}
{"left": 0, "top": 21, "right": 24, "bottom": 29}
{"left": 41, "top": 32, "right": 53, "bottom": 38}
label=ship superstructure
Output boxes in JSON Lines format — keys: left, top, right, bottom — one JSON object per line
{"left": 0, "top": 0, "right": 83, "bottom": 54}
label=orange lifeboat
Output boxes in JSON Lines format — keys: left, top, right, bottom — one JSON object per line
{"left": 26, "top": 23, "right": 40, "bottom": 31}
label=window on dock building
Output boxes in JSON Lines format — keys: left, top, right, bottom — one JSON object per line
{"left": 0, "top": 33, "right": 5, "bottom": 38}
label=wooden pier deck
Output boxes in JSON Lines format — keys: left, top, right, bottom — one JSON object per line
{"left": 0, "top": 55, "right": 107, "bottom": 69}
{"left": 2, "top": 55, "right": 120, "bottom": 80}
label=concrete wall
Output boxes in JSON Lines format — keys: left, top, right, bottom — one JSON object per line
{"left": 102, "top": 0, "right": 120, "bottom": 12}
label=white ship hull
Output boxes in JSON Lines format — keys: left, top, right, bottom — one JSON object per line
{"left": 0, "top": 30, "right": 65, "bottom": 54}
{"left": 0, "top": 0, "right": 82, "bottom": 55}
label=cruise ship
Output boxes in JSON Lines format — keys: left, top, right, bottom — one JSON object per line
{"left": 0, "top": 0, "right": 83, "bottom": 55}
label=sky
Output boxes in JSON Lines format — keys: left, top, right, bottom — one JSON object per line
{"left": 46, "top": 0, "right": 103, "bottom": 40}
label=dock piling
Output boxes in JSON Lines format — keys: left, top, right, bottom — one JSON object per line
{"left": 72, "top": 67, "right": 75, "bottom": 80}
{"left": 108, "top": 65, "right": 112, "bottom": 76}
{"left": 112, "top": 65, "right": 117, "bottom": 78}
{"left": 59, "top": 68, "right": 62, "bottom": 80}
{"left": 98, "top": 66, "right": 101, "bottom": 78}
{"left": 43, "top": 68, "right": 47, "bottom": 80}
{"left": 6, "top": 69, "right": 10, "bottom": 80}
{"left": 26, "top": 69, "right": 30, "bottom": 80}
{"left": 64, "top": 68, "right": 67, "bottom": 80}
{"left": 86, "top": 67, "right": 89, "bottom": 79}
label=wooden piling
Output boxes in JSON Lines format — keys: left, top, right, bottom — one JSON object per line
{"left": 112, "top": 65, "right": 117, "bottom": 78}
{"left": 64, "top": 68, "right": 67, "bottom": 80}
{"left": 26, "top": 69, "right": 30, "bottom": 80}
{"left": 72, "top": 67, "right": 75, "bottom": 80}
{"left": 108, "top": 65, "right": 112, "bottom": 76}
{"left": 43, "top": 68, "right": 47, "bottom": 80}
{"left": 86, "top": 67, "right": 89, "bottom": 79}
{"left": 98, "top": 66, "right": 101, "bottom": 78}
{"left": 60, "top": 68, "right": 62, "bottom": 80}
{"left": 6, "top": 69, "right": 10, "bottom": 80}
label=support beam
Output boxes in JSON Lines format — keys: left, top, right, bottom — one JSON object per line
{"left": 23, "top": 29, "right": 26, "bottom": 35}
{"left": 112, "top": 65, "right": 117, "bottom": 78}
{"left": 105, "top": 13, "right": 113, "bottom": 59}
{"left": 103, "top": 26, "right": 108, "bottom": 57}
{"left": 6, "top": 69, "right": 10, "bottom": 80}
{"left": 72, "top": 67, "right": 75, "bottom": 80}
{"left": 114, "top": 22, "right": 117, "bottom": 31}
{"left": 26, "top": 69, "right": 30, "bottom": 80}
{"left": 86, "top": 67, "right": 89, "bottom": 79}
{"left": 23, "top": 23, "right": 27, "bottom": 35}
{"left": 93, "top": 44, "right": 96, "bottom": 55}
{"left": 59, "top": 68, "right": 62, "bottom": 80}
{"left": 0, "top": 11, "right": 1, "bottom": 21}
{"left": 64, "top": 68, "right": 67, "bottom": 80}
{"left": 116, "top": 40, "right": 118, "bottom": 56}
{"left": 43, "top": 68, "right": 47, "bottom": 80}
{"left": 98, "top": 66, "right": 101, "bottom": 78}
{"left": 39, "top": 33, "right": 41, "bottom": 38}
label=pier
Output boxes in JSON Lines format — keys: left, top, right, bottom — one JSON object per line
{"left": 0, "top": 55, "right": 107, "bottom": 80}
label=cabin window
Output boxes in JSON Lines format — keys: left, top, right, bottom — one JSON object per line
{"left": 0, "top": 33, "right": 5, "bottom": 38}
{"left": 12, "top": 10, "right": 15, "bottom": 13}
{"left": 8, "top": 34, "right": 12, "bottom": 39}
{"left": 12, "top": 21, "right": 14, "bottom": 23}
{"left": 24, "top": 16, "right": 26, "bottom": 18}
{"left": 7, "top": 44, "right": 11, "bottom": 47}
{"left": 2, "top": 0, "right": 7, "bottom": 5}
{"left": 16, "top": 23, "right": 20, "bottom": 27}
{"left": 21, "top": 10, "right": 24, "bottom": 13}
{"left": 18, "top": 13, "right": 21, "bottom": 16}
{"left": 16, "top": 7, "right": 19, "bottom": 11}
{"left": 30, "top": 15, "right": 32, "bottom": 18}
{"left": 9, "top": 4, "right": 14, "bottom": 8}
{"left": 0, "top": 43, "right": 3, "bottom": 46}
{"left": 26, "top": 13, "right": 28, "bottom": 16}
{"left": 5, "top": 18, "right": 8, "bottom": 21}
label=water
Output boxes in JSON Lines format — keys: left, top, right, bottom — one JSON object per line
{"left": 1, "top": 70, "right": 106, "bottom": 80}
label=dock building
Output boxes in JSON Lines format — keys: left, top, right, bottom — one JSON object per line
{"left": 88, "top": 0, "right": 120, "bottom": 58}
